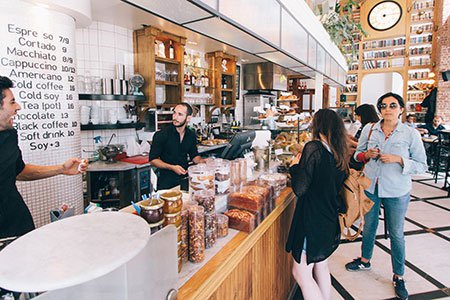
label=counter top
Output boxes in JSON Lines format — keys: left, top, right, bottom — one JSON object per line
{"left": 87, "top": 160, "right": 149, "bottom": 172}
{"left": 178, "top": 187, "right": 296, "bottom": 299}
{"left": 0, "top": 212, "right": 150, "bottom": 292}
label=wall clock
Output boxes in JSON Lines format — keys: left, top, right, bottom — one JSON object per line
{"left": 367, "top": 0, "right": 402, "bottom": 31}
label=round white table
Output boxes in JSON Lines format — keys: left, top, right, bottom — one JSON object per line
{"left": 0, "top": 212, "right": 149, "bottom": 293}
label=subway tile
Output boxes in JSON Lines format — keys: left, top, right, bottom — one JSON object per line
{"left": 99, "top": 46, "right": 116, "bottom": 63}
{"left": 114, "top": 25, "right": 128, "bottom": 36}
{"left": 98, "top": 30, "right": 115, "bottom": 48}
{"left": 98, "top": 21, "right": 114, "bottom": 32}
{"left": 89, "top": 29, "right": 99, "bottom": 46}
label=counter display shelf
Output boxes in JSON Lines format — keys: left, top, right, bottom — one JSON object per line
{"left": 178, "top": 188, "right": 296, "bottom": 299}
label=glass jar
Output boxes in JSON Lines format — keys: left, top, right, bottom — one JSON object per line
{"left": 139, "top": 199, "right": 164, "bottom": 224}
{"left": 178, "top": 256, "right": 182, "bottom": 273}
{"left": 230, "top": 160, "right": 241, "bottom": 190}
{"left": 188, "top": 205, "right": 205, "bottom": 263}
{"left": 236, "top": 158, "right": 248, "bottom": 186}
{"left": 260, "top": 173, "right": 287, "bottom": 197}
{"left": 177, "top": 225, "right": 182, "bottom": 242}
{"left": 149, "top": 219, "right": 164, "bottom": 235}
{"left": 207, "top": 158, "right": 231, "bottom": 195}
{"left": 204, "top": 212, "right": 217, "bottom": 232}
{"left": 188, "top": 164, "right": 215, "bottom": 197}
{"left": 164, "top": 211, "right": 182, "bottom": 227}
{"left": 205, "top": 229, "right": 216, "bottom": 249}
{"left": 161, "top": 190, "right": 183, "bottom": 214}
{"left": 192, "top": 189, "right": 215, "bottom": 213}
{"left": 216, "top": 214, "right": 229, "bottom": 238}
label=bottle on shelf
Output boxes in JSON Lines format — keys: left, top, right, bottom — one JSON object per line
{"left": 222, "top": 77, "right": 227, "bottom": 89}
{"left": 190, "top": 72, "right": 197, "bottom": 86}
{"left": 200, "top": 71, "right": 206, "bottom": 87}
{"left": 184, "top": 72, "right": 191, "bottom": 85}
{"left": 204, "top": 73, "right": 209, "bottom": 87}
{"left": 169, "top": 40, "right": 175, "bottom": 60}
{"left": 221, "top": 94, "right": 227, "bottom": 106}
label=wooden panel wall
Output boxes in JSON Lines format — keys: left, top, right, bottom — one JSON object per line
{"left": 207, "top": 198, "right": 296, "bottom": 300}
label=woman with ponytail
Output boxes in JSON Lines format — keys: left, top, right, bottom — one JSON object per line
{"left": 286, "top": 109, "right": 349, "bottom": 300}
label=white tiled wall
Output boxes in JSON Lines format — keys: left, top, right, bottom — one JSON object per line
{"left": 75, "top": 21, "right": 138, "bottom": 157}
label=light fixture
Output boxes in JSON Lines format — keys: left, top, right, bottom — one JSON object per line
{"left": 428, "top": 72, "right": 435, "bottom": 78}
{"left": 187, "top": 41, "right": 198, "bottom": 45}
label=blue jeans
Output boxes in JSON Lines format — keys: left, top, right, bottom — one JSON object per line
{"left": 361, "top": 185, "right": 410, "bottom": 276}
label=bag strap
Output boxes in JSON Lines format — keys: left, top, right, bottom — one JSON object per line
{"left": 359, "top": 123, "right": 376, "bottom": 173}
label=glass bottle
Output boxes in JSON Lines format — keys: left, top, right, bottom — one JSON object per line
{"left": 169, "top": 40, "right": 175, "bottom": 59}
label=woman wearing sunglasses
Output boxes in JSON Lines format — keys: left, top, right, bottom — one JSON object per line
{"left": 345, "top": 92, "right": 427, "bottom": 300}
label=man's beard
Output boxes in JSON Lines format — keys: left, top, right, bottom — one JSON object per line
{"left": 173, "top": 118, "right": 187, "bottom": 128}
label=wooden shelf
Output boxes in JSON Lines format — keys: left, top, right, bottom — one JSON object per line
{"left": 222, "top": 72, "right": 234, "bottom": 76}
{"left": 81, "top": 122, "right": 146, "bottom": 131}
{"left": 361, "top": 67, "right": 404, "bottom": 73}
{"left": 155, "top": 80, "right": 180, "bottom": 86}
{"left": 362, "top": 44, "right": 406, "bottom": 51}
{"left": 362, "top": 55, "right": 406, "bottom": 61}
{"left": 155, "top": 57, "right": 180, "bottom": 65}
{"left": 221, "top": 88, "right": 233, "bottom": 92}
{"left": 79, "top": 94, "right": 147, "bottom": 101}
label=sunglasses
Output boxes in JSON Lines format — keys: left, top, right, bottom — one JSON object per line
{"left": 379, "top": 103, "right": 399, "bottom": 110}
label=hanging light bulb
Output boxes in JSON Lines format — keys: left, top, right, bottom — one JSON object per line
{"left": 428, "top": 72, "right": 436, "bottom": 78}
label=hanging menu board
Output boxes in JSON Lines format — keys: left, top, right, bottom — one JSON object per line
{"left": 0, "top": 9, "right": 78, "bottom": 154}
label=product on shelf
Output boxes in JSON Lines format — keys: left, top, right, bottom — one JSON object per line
{"left": 161, "top": 190, "right": 183, "bottom": 214}
{"left": 188, "top": 205, "right": 205, "bottom": 263}
{"left": 192, "top": 189, "right": 215, "bottom": 213}
{"left": 188, "top": 164, "right": 215, "bottom": 197}
{"left": 259, "top": 173, "right": 288, "bottom": 197}
{"left": 228, "top": 191, "right": 264, "bottom": 212}
{"left": 224, "top": 209, "right": 257, "bottom": 233}
{"left": 149, "top": 219, "right": 164, "bottom": 235}
{"left": 164, "top": 211, "right": 182, "bottom": 227}
{"left": 216, "top": 214, "right": 229, "bottom": 238}
{"left": 204, "top": 212, "right": 217, "bottom": 232}
{"left": 206, "top": 158, "right": 231, "bottom": 195}
{"left": 205, "top": 229, "right": 217, "bottom": 249}
{"left": 139, "top": 198, "right": 164, "bottom": 224}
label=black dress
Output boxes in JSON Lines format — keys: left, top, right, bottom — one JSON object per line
{"left": 286, "top": 140, "right": 347, "bottom": 264}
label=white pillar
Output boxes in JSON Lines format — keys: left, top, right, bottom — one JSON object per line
{"left": 314, "top": 72, "right": 324, "bottom": 111}
{"left": 0, "top": 0, "right": 91, "bottom": 227}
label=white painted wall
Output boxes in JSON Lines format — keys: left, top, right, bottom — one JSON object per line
{"left": 360, "top": 72, "right": 404, "bottom": 106}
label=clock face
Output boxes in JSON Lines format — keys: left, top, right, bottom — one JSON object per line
{"left": 368, "top": 0, "right": 402, "bottom": 31}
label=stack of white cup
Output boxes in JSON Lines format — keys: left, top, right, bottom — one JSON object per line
{"left": 80, "top": 106, "right": 91, "bottom": 125}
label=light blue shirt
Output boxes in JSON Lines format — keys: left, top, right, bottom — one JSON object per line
{"left": 355, "top": 120, "right": 427, "bottom": 197}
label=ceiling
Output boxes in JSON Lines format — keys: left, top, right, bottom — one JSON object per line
{"left": 89, "top": 0, "right": 266, "bottom": 64}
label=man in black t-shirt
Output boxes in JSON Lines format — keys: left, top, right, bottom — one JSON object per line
{"left": 149, "top": 103, "right": 205, "bottom": 190}
{"left": 0, "top": 76, "right": 88, "bottom": 239}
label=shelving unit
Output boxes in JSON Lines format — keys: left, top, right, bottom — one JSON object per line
{"left": 337, "top": 0, "right": 437, "bottom": 120}
{"left": 206, "top": 51, "right": 237, "bottom": 108}
{"left": 133, "top": 26, "right": 186, "bottom": 109}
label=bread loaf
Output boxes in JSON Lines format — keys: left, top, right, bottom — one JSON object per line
{"left": 224, "top": 209, "right": 256, "bottom": 232}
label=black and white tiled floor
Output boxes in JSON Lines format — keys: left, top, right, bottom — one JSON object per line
{"left": 292, "top": 173, "right": 450, "bottom": 299}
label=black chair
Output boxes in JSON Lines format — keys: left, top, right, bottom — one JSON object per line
{"left": 433, "top": 131, "right": 450, "bottom": 183}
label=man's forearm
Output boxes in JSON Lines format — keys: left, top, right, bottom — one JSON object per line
{"left": 192, "top": 156, "right": 205, "bottom": 164}
{"left": 150, "top": 158, "right": 173, "bottom": 171}
{"left": 17, "top": 164, "right": 64, "bottom": 181}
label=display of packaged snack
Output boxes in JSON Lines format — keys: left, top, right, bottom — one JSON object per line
{"left": 228, "top": 205, "right": 262, "bottom": 225}
{"left": 164, "top": 211, "right": 182, "bottom": 227}
{"left": 161, "top": 190, "right": 183, "bottom": 214}
{"left": 204, "top": 212, "right": 217, "bottom": 232}
{"left": 188, "top": 164, "right": 215, "bottom": 196}
{"left": 188, "top": 205, "right": 205, "bottom": 263}
{"left": 205, "top": 229, "right": 217, "bottom": 249}
{"left": 228, "top": 191, "right": 264, "bottom": 212}
{"left": 216, "top": 214, "right": 229, "bottom": 238}
{"left": 224, "top": 209, "right": 256, "bottom": 233}
{"left": 181, "top": 209, "right": 188, "bottom": 245}
{"left": 207, "top": 158, "right": 231, "bottom": 195}
{"left": 192, "top": 189, "right": 215, "bottom": 213}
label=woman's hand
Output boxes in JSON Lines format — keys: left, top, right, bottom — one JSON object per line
{"left": 290, "top": 153, "right": 302, "bottom": 167}
{"left": 365, "top": 148, "right": 380, "bottom": 160}
{"left": 379, "top": 154, "right": 403, "bottom": 165}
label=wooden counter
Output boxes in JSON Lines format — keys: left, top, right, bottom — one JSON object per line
{"left": 178, "top": 188, "right": 297, "bottom": 300}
